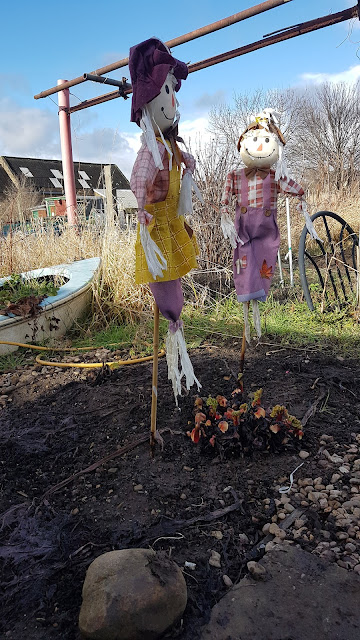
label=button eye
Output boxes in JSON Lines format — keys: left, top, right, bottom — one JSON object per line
{"left": 265, "top": 137, "right": 270, "bottom": 143}
{"left": 253, "top": 136, "right": 257, "bottom": 142}
{"left": 165, "top": 84, "right": 170, "bottom": 94}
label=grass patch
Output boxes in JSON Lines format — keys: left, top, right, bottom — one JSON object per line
{"left": 0, "top": 274, "right": 60, "bottom": 307}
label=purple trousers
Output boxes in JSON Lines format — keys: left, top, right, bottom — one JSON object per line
{"left": 233, "top": 172, "right": 280, "bottom": 303}
{"left": 149, "top": 279, "right": 184, "bottom": 331}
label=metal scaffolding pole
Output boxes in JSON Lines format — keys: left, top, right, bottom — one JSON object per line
{"left": 34, "top": 0, "right": 292, "bottom": 100}
{"left": 65, "top": 4, "right": 359, "bottom": 115}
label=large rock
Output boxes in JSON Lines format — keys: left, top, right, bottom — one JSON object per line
{"left": 79, "top": 548, "right": 187, "bottom": 640}
{"left": 201, "top": 544, "right": 360, "bottom": 640}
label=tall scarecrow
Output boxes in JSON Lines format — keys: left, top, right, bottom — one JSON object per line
{"left": 129, "top": 37, "right": 202, "bottom": 424}
{"left": 220, "top": 109, "right": 320, "bottom": 348}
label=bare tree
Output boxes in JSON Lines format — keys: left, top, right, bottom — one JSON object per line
{"left": 298, "top": 81, "right": 360, "bottom": 193}
{"left": 0, "top": 177, "right": 41, "bottom": 226}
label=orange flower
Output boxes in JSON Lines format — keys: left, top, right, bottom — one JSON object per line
{"left": 251, "top": 388, "right": 263, "bottom": 407}
{"left": 194, "top": 397, "right": 203, "bottom": 409}
{"left": 216, "top": 395, "right": 228, "bottom": 407}
{"left": 195, "top": 412, "right": 206, "bottom": 426}
{"left": 254, "top": 407, "right": 266, "bottom": 419}
{"left": 190, "top": 427, "right": 201, "bottom": 443}
{"left": 270, "top": 423, "right": 281, "bottom": 434}
{"left": 205, "top": 419, "right": 212, "bottom": 427}
{"left": 218, "top": 420, "right": 229, "bottom": 433}
{"left": 209, "top": 435, "right": 216, "bottom": 447}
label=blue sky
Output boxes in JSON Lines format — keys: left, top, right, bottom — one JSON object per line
{"left": 1, "top": 0, "right": 359, "bottom": 177}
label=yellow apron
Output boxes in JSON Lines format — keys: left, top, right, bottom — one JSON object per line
{"left": 135, "top": 151, "right": 199, "bottom": 285}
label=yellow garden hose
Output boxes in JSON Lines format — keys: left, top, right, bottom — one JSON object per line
{"left": 0, "top": 340, "right": 165, "bottom": 369}
{"left": 35, "top": 350, "right": 165, "bottom": 369}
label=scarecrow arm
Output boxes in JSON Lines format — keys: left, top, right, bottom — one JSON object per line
{"left": 181, "top": 151, "right": 195, "bottom": 175}
{"left": 220, "top": 171, "right": 243, "bottom": 248}
{"left": 130, "top": 142, "right": 167, "bottom": 224}
{"left": 278, "top": 176, "right": 321, "bottom": 242}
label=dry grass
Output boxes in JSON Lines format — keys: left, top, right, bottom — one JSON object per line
{"left": 0, "top": 217, "right": 153, "bottom": 326}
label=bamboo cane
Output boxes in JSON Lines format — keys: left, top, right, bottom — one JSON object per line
{"left": 240, "top": 323, "right": 246, "bottom": 374}
{"left": 240, "top": 302, "right": 250, "bottom": 373}
{"left": 150, "top": 302, "right": 160, "bottom": 457}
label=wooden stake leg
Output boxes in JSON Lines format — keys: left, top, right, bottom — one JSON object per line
{"left": 240, "top": 301, "right": 250, "bottom": 373}
{"left": 240, "top": 323, "right": 246, "bottom": 373}
{"left": 150, "top": 302, "right": 160, "bottom": 457}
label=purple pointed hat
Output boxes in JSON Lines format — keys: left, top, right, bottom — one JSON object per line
{"left": 129, "top": 37, "right": 188, "bottom": 126}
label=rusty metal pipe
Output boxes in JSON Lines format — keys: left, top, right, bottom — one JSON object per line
{"left": 34, "top": 0, "right": 292, "bottom": 100}
{"left": 68, "top": 5, "right": 359, "bottom": 114}
{"left": 188, "top": 5, "right": 359, "bottom": 74}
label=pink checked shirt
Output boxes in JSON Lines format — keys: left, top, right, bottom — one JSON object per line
{"left": 221, "top": 168, "right": 304, "bottom": 213}
{"left": 130, "top": 139, "right": 195, "bottom": 219}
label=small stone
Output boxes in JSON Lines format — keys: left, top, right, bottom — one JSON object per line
{"left": 278, "top": 512, "right": 286, "bottom": 520}
{"left": 133, "top": 484, "right": 143, "bottom": 492}
{"left": 71, "top": 507, "right": 79, "bottom": 515}
{"left": 283, "top": 503, "right": 295, "bottom": 514}
{"left": 180, "top": 493, "right": 187, "bottom": 500}
{"left": 209, "top": 550, "right": 221, "bottom": 568}
{"left": 331, "top": 474, "right": 341, "bottom": 484}
{"left": 345, "top": 543, "right": 356, "bottom": 553}
{"left": 265, "top": 541, "right": 277, "bottom": 552}
{"left": 247, "top": 561, "right": 267, "bottom": 579}
{"left": 108, "top": 468, "right": 118, "bottom": 474}
{"left": 238, "top": 533, "right": 249, "bottom": 544}
{"left": 299, "top": 450, "right": 310, "bottom": 460}
{"left": 222, "top": 574, "right": 233, "bottom": 587}
{"left": 339, "top": 466, "right": 350, "bottom": 474}
{"left": 269, "top": 523, "right": 281, "bottom": 536}
{"left": 262, "top": 523, "right": 271, "bottom": 534}
{"left": 211, "top": 530, "right": 223, "bottom": 540}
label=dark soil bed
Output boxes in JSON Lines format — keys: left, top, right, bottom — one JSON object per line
{"left": 1, "top": 341, "right": 359, "bottom": 639}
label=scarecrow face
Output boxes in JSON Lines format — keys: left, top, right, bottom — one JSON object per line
{"left": 240, "top": 129, "right": 279, "bottom": 169}
{"left": 147, "top": 72, "right": 177, "bottom": 134}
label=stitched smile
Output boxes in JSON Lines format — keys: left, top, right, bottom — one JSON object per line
{"left": 161, "top": 108, "right": 173, "bottom": 120}
{"left": 245, "top": 148, "right": 276, "bottom": 159}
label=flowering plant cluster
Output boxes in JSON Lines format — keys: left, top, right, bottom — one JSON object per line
{"left": 186, "top": 379, "right": 304, "bottom": 457}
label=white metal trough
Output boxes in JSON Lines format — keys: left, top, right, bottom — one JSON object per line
{"left": 0, "top": 257, "right": 100, "bottom": 355}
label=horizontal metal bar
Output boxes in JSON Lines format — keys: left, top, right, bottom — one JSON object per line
{"left": 188, "top": 5, "right": 359, "bottom": 73}
{"left": 34, "top": 0, "right": 292, "bottom": 100}
{"left": 83, "top": 74, "right": 131, "bottom": 90}
{"left": 68, "top": 5, "right": 359, "bottom": 114}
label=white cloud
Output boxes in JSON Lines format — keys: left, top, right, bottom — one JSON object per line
{"left": 0, "top": 97, "right": 140, "bottom": 178}
{"left": 179, "top": 116, "right": 212, "bottom": 148}
{"left": 300, "top": 64, "right": 360, "bottom": 85}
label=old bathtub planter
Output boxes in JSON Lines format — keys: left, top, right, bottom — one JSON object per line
{"left": 0, "top": 257, "right": 100, "bottom": 355}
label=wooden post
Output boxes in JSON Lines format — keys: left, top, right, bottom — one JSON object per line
{"left": 150, "top": 302, "right": 160, "bottom": 457}
{"left": 104, "top": 165, "right": 115, "bottom": 228}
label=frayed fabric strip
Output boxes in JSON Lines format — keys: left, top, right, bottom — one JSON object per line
{"left": 140, "top": 106, "right": 164, "bottom": 170}
{"left": 221, "top": 211, "right": 243, "bottom": 248}
{"left": 237, "top": 289, "right": 266, "bottom": 303}
{"left": 139, "top": 224, "right": 167, "bottom": 279}
{"left": 165, "top": 324, "right": 201, "bottom": 405}
{"left": 297, "top": 201, "right": 322, "bottom": 242}
{"left": 178, "top": 172, "right": 204, "bottom": 217}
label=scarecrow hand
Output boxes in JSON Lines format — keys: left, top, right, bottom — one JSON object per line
{"left": 221, "top": 211, "right": 244, "bottom": 248}
{"left": 138, "top": 209, "right": 153, "bottom": 225}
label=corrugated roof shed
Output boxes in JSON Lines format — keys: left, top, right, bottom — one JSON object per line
{"left": 1, "top": 157, "right": 130, "bottom": 197}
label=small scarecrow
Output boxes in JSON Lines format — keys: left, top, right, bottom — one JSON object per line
{"left": 220, "top": 109, "right": 319, "bottom": 347}
{"left": 129, "top": 37, "right": 202, "bottom": 417}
